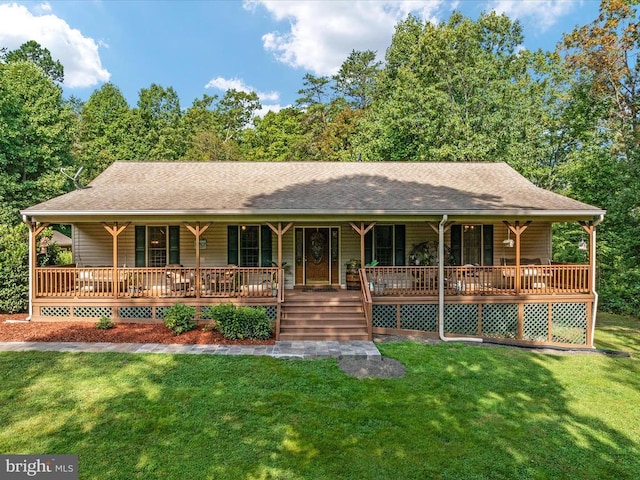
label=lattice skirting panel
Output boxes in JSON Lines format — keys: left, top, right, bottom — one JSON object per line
{"left": 119, "top": 306, "right": 153, "bottom": 319}
{"left": 372, "top": 304, "right": 438, "bottom": 332}
{"left": 41, "top": 306, "right": 71, "bottom": 317}
{"left": 372, "top": 305, "right": 397, "bottom": 329}
{"left": 483, "top": 304, "right": 518, "bottom": 339}
{"left": 39, "top": 303, "right": 277, "bottom": 323}
{"left": 552, "top": 303, "right": 587, "bottom": 345}
{"left": 371, "top": 300, "right": 590, "bottom": 346}
{"left": 444, "top": 304, "right": 480, "bottom": 336}
{"left": 400, "top": 304, "right": 437, "bottom": 332}
{"left": 523, "top": 303, "right": 549, "bottom": 342}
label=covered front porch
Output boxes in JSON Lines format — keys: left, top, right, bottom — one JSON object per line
{"left": 26, "top": 216, "right": 599, "bottom": 348}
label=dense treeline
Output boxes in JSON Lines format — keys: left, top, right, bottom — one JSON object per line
{"left": 0, "top": 0, "right": 638, "bottom": 314}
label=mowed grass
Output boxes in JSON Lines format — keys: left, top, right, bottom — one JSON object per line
{"left": 0, "top": 314, "right": 639, "bottom": 480}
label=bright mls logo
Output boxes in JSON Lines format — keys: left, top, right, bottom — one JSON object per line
{"left": 0, "top": 455, "right": 78, "bottom": 479}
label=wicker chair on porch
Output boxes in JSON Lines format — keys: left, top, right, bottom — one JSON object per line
{"left": 166, "top": 266, "right": 194, "bottom": 295}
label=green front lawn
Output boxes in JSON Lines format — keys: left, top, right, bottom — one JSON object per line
{"left": 1, "top": 315, "right": 639, "bottom": 479}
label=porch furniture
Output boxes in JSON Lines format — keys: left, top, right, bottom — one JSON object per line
{"left": 500, "top": 258, "right": 551, "bottom": 289}
{"left": 210, "top": 268, "right": 237, "bottom": 294}
{"left": 166, "top": 268, "right": 194, "bottom": 294}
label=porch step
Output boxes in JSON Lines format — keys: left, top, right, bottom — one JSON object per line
{"left": 280, "top": 291, "right": 369, "bottom": 341}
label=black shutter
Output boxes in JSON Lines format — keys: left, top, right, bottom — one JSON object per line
{"left": 450, "top": 225, "right": 461, "bottom": 266}
{"left": 227, "top": 226, "right": 239, "bottom": 265}
{"left": 364, "top": 228, "right": 373, "bottom": 266}
{"left": 394, "top": 225, "right": 405, "bottom": 266}
{"left": 483, "top": 225, "right": 494, "bottom": 266}
{"left": 260, "top": 225, "right": 272, "bottom": 267}
{"left": 135, "top": 226, "right": 146, "bottom": 267}
{"left": 169, "top": 226, "right": 180, "bottom": 265}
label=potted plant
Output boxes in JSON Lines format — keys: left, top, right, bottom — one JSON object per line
{"left": 345, "top": 259, "right": 361, "bottom": 290}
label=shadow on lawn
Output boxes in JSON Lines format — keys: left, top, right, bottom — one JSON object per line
{"left": 0, "top": 344, "right": 638, "bottom": 479}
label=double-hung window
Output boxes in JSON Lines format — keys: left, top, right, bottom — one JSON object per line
{"left": 364, "top": 225, "right": 405, "bottom": 266}
{"left": 227, "top": 225, "right": 272, "bottom": 267}
{"left": 135, "top": 225, "right": 180, "bottom": 267}
{"left": 450, "top": 224, "right": 493, "bottom": 266}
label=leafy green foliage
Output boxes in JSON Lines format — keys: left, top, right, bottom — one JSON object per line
{"left": 333, "top": 49, "right": 380, "bottom": 109}
{"left": 0, "top": 223, "right": 28, "bottom": 313}
{"left": 356, "top": 11, "right": 558, "bottom": 168}
{"left": 163, "top": 303, "right": 196, "bottom": 335}
{"left": 0, "top": 60, "right": 73, "bottom": 224}
{"left": 75, "top": 83, "right": 132, "bottom": 181}
{"left": 96, "top": 316, "right": 115, "bottom": 330}
{"left": 2, "top": 40, "right": 64, "bottom": 83}
{"left": 203, "top": 303, "right": 272, "bottom": 340}
{"left": 56, "top": 250, "right": 73, "bottom": 266}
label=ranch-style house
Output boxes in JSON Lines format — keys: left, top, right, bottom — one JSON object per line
{"left": 21, "top": 161, "right": 605, "bottom": 347}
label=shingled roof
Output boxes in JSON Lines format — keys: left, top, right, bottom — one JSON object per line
{"left": 22, "top": 161, "right": 604, "bottom": 220}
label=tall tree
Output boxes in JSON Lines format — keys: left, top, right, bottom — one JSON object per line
{"left": 563, "top": 0, "right": 639, "bottom": 161}
{"left": 182, "top": 91, "right": 260, "bottom": 161}
{"left": 242, "top": 107, "right": 308, "bottom": 161}
{"left": 1, "top": 40, "right": 64, "bottom": 83}
{"left": 135, "top": 84, "right": 186, "bottom": 160}
{"left": 333, "top": 49, "right": 380, "bottom": 109}
{"left": 356, "top": 11, "right": 557, "bottom": 172}
{"left": 216, "top": 89, "right": 261, "bottom": 143}
{"left": 0, "top": 60, "right": 73, "bottom": 223}
{"left": 559, "top": 0, "right": 640, "bottom": 313}
{"left": 75, "top": 83, "right": 132, "bottom": 180}
{"left": 296, "top": 73, "right": 332, "bottom": 109}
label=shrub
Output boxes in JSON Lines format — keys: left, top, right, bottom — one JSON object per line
{"left": 96, "top": 316, "right": 115, "bottom": 330}
{"left": 163, "top": 303, "right": 196, "bottom": 335}
{"left": 203, "top": 303, "right": 272, "bottom": 340}
{"left": 56, "top": 250, "right": 73, "bottom": 265}
{"left": 0, "top": 223, "right": 29, "bottom": 313}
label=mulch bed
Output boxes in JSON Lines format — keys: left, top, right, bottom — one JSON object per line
{"left": 0, "top": 314, "right": 275, "bottom": 345}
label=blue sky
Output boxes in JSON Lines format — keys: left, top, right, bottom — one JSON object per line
{"left": 0, "top": 1, "right": 601, "bottom": 115}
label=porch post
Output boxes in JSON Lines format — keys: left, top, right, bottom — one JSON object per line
{"left": 103, "top": 222, "right": 130, "bottom": 299}
{"left": 504, "top": 221, "right": 531, "bottom": 294}
{"left": 349, "top": 222, "right": 375, "bottom": 267}
{"left": 267, "top": 222, "right": 294, "bottom": 267}
{"left": 26, "top": 220, "right": 49, "bottom": 316}
{"left": 580, "top": 220, "right": 598, "bottom": 347}
{"left": 184, "top": 222, "right": 211, "bottom": 298}
{"left": 579, "top": 221, "right": 595, "bottom": 292}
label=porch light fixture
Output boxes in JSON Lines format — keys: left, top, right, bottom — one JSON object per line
{"left": 578, "top": 238, "right": 587, "bottom": 251}
{"left": 502, "top": 229, "right": 514, "bottom": 248}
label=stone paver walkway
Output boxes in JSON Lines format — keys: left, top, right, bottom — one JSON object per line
{"left": 0, "top": 340, "right": 382, "bottom": 360}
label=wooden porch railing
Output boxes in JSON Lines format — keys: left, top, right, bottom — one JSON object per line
{"left": 35, "top": 266, "right": 281, "bottom": 299}
{"left": 359, "top": 268, "right": 373, "bottom": 339}
{"left": 275, "top": 268, "right": 284, "bottom": 340}
{"left": 364, "top": 264, "right": 591, "bottom": 296}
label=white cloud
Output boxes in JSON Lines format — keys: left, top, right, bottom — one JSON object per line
{"left": 204, "top": 76, "right": 280, "bottom": 103}
{"left": 487, "top": 0, "right": 580, "bottom": 32}
{"left": 256, "top": 103, "right": 288, "bottom": 117}
{"left": 34, "top": 2, "right": 52, "bottom": 13}
{"left": 245, "top": 0, "right": 449, "bottom": 76}
{"left": 0, "top": 3, "right": 110, "bottom": 87}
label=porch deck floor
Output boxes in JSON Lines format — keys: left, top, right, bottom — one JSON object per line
{"left": 0, "top": 340, "right": 382, "bottom": 360}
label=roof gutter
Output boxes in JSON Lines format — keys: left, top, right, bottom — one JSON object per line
{"left": 20, "top": 208, "right": 606, "bottom": 219}
{"left": 438, "top": 214, "right": 482, "bottom": 344}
